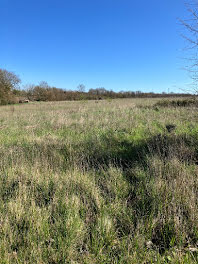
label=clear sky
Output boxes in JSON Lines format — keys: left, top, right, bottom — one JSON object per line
{"left": 0, "top": 0, "right": 192, "bottom": 92}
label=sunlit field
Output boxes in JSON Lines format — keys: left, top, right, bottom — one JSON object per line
{"left": 0, "top": 98, "right": 198, "bottom": 263}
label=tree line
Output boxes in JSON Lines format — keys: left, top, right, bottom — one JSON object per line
{"left": 0, "top": 69, "right": 192, "bottom": 105}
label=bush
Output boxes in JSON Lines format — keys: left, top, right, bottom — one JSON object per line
{"left": 154, "top": 98, "right": 198, "bottom": 108}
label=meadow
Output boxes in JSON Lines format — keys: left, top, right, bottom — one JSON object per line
{"left": 0, "top": 98, "right": 198, "bottom": 263}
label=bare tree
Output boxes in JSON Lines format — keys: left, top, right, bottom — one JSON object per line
{"left": 77, "top": 84, "right": 85, "bottom": 92}
{"left": 180, "top": 1, "right": 198, "bottom": 92}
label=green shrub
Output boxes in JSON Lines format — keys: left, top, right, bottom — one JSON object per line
{"left": 155, "top": 98, "right": 198, "bottom": 108}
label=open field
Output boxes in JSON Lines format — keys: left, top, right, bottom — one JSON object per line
{"left": 0, "top": 98, "right": 198, "bottom": 263}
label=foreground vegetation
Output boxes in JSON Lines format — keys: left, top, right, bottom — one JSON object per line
{"left": 0, "top": 98, "right": 198, "bottom": 263}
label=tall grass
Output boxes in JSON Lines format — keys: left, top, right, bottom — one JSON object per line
{"left": 0, "top": 99, "right": 197, "bottom": 263}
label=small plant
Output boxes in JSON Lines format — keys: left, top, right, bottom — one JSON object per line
{"left": 10, "top": 105, "right": 15, "bottom": 114}
{"left": 152, "top": 220, "right": 176, "bottom": 253}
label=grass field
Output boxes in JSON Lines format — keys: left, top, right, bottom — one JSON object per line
{"left": 0, "top": 98, "right": 198, "bottom": 263}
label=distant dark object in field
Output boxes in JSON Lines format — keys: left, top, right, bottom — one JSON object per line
{"left": 153, "top": 106, "right": 159, "bottom": 111}
{"left": 19, "top": 99, "right": 29, "bottom": 103}
{"left": 166, "top": 124, "right": 176, "bottom": 133}
{"left": 98, "top": 97, "right": 102, "bottom": 100}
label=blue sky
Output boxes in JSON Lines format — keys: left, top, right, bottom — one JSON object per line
{"left": 0, "top": 0, "right": 192, "bottom": 92}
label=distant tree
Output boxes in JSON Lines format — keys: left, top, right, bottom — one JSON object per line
{"left": 77, "top": 84, "right": 85, "bottom": 92}
{"left": 33, "top": 82, "right": 51, "bottom": 101}
{"left": 24, "top": 84, "right": 34, "bottom": 98}
{"left": 39, "top": 81, "right": 50, "bottom": 90}
{"left": 0, "top": 69, "right": 21, "bottom": 104}
{"left": 135, "top": 91, "right": 142, "bottom": 96}
{"left": 88, "top": 88, "right": 97, "bottom": 94}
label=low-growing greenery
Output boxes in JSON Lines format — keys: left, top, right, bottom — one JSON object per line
{"left": 154, "top": 98, "right": 198, "bottom": 108}
{"left": 0, "top": 98, "right": 198, "bottom": 263}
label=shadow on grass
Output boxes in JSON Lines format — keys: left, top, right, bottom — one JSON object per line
{"left": 1, "top": 131, "right": 198, "bottom": 254}
{"left": 71, "top": 132, "right": 198, "bottom": 171}
{"left": 69, "top": 132, "right": 198, "bottom": 252}
{"left": 2, "top": 131, "right": 197, "bottom": 172}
